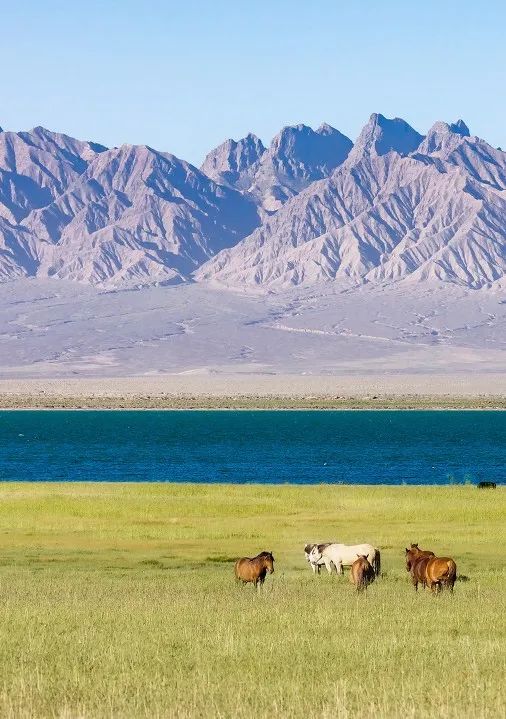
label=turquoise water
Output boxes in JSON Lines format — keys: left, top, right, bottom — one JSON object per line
{"left": 0, "top": 410, "right": 503, "bottom": 484}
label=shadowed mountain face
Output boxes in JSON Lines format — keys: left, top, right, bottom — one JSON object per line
{"left": 0, "top": 130, "right": 259, "bottom": 285}
{"left": 202, "top": 123, "right": 353, "bottom": 213}
{"left": 0, "top": 115, "right": 505, "bottom": 289}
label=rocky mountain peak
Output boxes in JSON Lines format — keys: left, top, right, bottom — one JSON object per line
{"left": 418, "top": 119, "right": 471, "bottom": 155}
{"left": 349, "top": 113, "right": 424, "bottom": 161}
{"left": 200, "top": 133, "right": 265, "bottom": 187}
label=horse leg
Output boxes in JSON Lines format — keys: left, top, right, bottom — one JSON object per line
{"left": 335, "top": 562, "right": 343, "bottom": 576}
{"left": 324, "top": 558, "right": 333, "bottom": 575}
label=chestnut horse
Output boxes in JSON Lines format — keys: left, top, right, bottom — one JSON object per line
{"left": 406, "top": 545, "right": 457, "bottom": 593}
{"left": 234, "top": 551, "right": 274, "bottom": 588}
{"left": 350, "top": 555, "right": 375, "bottom": 592}
{"left": 425, "top": 557, "right": 457, "bottom": 593}
{"left": 405, "top": 544, "right": 435, "bottom": 590}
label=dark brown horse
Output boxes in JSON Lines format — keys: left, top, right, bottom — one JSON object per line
{"left": 405, "top": 544, "right": 435, "bottom": 567}
{"left": 350, "top": 555, "right": 375, "bottom": 592}
{"left": 425, "top": 557, "right": 457, "bottom": 593}
{"left": 408, "top": 555, "right": 433, "bottom": 591}
{"left": 405, "top": 544, "right": 435, "bottom": 591}
{"left": 234, "top": 551, "right": 274, "bottom": 588}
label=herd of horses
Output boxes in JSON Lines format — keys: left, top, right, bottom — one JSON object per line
{"left": 234, "top": 541, "right": 457, "bottom": 593}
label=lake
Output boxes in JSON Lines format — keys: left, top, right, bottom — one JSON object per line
{"left": 0, "top": 410, "right": 504, "bottom": 484}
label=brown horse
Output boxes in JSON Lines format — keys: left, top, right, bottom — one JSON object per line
{"left": 350, "top": 555, "right": 375, "bottom": 592}
{"left": 405, "top": 544, "right": 435, "bottom": 567}
{"left": 405, "top": 544, "right": 436, "bottom": 591}
{"left": 425, "top": 557, "right": 457, "bottom": 593}
{"left": 234, "top": 551, "right": 274, "bottom": 588}
{"left": 408, "top": 555, "right": 433, "bottom": 591}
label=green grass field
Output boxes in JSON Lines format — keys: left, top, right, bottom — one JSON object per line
{"left": 0, "top": 483, "right": 504, "bottom": 718}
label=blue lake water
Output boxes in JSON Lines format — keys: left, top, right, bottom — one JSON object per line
{"left": 0, "top": 410, "right": 504, "bottom": 485}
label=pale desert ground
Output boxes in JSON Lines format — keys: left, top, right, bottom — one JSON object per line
{"left": 0, "top": 279, "right": 504, "bottom": 406}
{"left": 0, "top": 372, "right": 505, "bottom": 399}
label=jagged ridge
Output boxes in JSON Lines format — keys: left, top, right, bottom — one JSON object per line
{"left": 0, "top": 114, "right": 505, "bottom": 289}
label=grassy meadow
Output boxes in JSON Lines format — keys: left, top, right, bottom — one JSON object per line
{"left": 0, "top": 483, "right": 503, "bottom": 718}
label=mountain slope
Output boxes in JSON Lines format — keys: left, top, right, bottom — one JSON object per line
{"left": 0, "top": 126, "right": 107, "bottom": 224}
{"left": 0, "top": 115, "right": 505, "bottom": 290}
{"left": 196, "top": 118, "right": 506, "bottom": 290}
{"left": 24, "top": 144, "right": 260, "bottom": 285}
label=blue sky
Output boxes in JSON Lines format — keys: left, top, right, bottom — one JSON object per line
{"left": 2, "top": 1, "right": 505, "bottom": 164}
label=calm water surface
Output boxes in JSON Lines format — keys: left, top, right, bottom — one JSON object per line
{"left": 0, "top": 410, "right": 504, "bottom": 485}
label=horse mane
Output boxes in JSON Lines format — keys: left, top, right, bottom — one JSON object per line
{"left": 255, "top": 551, "right": 273, "bottom": 559}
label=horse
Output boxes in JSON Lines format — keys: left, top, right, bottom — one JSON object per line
{"left": 477, "top": 481, "right": 496, "bottom": 489}
{"left": 408, "top": 554, "right": 433, "bottom": 591}
{"left": 405, "top": 544, "right": 435, "bottom": 590}
{"left": 425, "top": 556, "right": 457, "bottom": 593}
{"left": 350, "top": 555, "right": 375, "bottom": 592}
{"left": 234, "top": 551, "right": 274, "bottom": 588}
{"left": 405, "top": 544, "right": 435, "bottom": 570}
{"left": 309, "top": 543, "right": 381, "bottom": 577}
{"left": 304, "top": 543, "right": 330, "bottom": 574}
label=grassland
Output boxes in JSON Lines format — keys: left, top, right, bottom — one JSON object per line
{"left": 0, "top": 483, "right": 504, "bottom": 718}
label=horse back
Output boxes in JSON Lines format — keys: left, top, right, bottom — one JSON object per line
{"left": 350, "top": 557, "right": 375, "bottom": 589}
{"left": 425, "top": 557, "right": 457, "bottom": 584}
{"left": 327, "top": 543, "right": 374, "bottom": 563}
{"left": 234, "top": 557, "right": 252, "bottom": 582}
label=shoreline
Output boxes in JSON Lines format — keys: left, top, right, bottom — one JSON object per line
{"left": 1, "top": 395, "right": 505, "bottom": 410}
{"left": 0, "top": 373, "right": 505, "bottom": 410}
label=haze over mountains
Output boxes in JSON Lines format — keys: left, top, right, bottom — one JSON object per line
{"left": 0, "top": 114, "right": 505, "bottom": 291}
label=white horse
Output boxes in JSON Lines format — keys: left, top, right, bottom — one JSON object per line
{"left": 309, "top": 543, "right": 381, "bottom": 576}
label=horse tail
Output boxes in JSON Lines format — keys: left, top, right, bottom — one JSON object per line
{"left": 374, "top": 548, "right": 381, "bottom": 577}
{"left": 441, "top": 559, "right": 457, "bottom": 590}
{"left": 234, "top": 559, "right": 243, "bottom": 581}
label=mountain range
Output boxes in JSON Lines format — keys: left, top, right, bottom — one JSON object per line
{"left": 1, "top": 114, "right": 505, "bottom": 290}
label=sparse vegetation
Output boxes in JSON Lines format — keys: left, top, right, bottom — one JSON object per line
{"left": 0, "top": 483, "right": 503, "bottom": 718}
{"left": 0, "top": 394, "right": 505, "bottom": 409}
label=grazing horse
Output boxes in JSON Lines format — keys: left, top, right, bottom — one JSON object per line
{"left": 425, "top": 556, "right": 457, "bottom": 593}
{"left": 234, "top": 551, "right": 274, "bottom": 588}
{"left": 304, "top": 543, "right": 330, "bottom": 574}
{"left": 309, "top": 543, "right": 381, "bottom": 577}
{"left": 350, "top": 555, "right": 375, "bottom": 592}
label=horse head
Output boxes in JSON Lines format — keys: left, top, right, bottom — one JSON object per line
{"left": 309, "top": 545, "right": 322, "bottom": 563}
{"left": 405, "top": 547, "right": 418, "bottom": 571}
{"left": 304, "top": 544, "right": 314, "bottom": 561}
{"left": 265, "top": 551, "right": 275, "bottom": 574}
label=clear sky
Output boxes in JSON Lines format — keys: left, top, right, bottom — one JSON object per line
{"left": 2, "top": 0, "right": 505, "bottom": 164}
